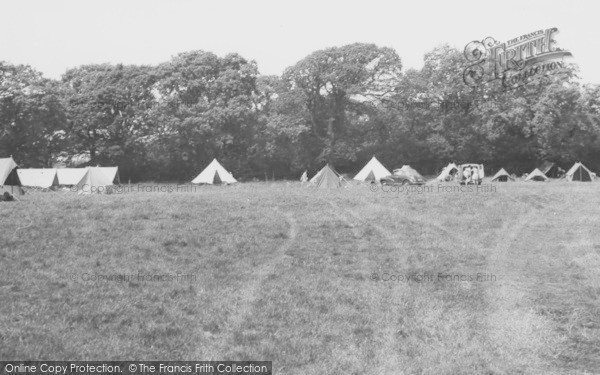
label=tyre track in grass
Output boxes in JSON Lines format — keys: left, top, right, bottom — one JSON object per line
{"left": 288, "top": 191, "right": 409, "bottom": 371}
{"left": 327, "top": 192, "right": 553, "bottom": 372}
{"left": 322, "top": 198, "right": 406, "bottom": 373}
{"left": 322, "top": 195, "right": 483, "bottom": 372}
{"left": 481, "top": 196, "right": 562, "bottom": 373}
{"left": 200, "top": 208, "right": 298, "bottom": 360}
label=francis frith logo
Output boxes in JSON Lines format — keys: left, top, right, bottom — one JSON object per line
{"left": 463, "top": 27, "right": 572, "bottom": 90}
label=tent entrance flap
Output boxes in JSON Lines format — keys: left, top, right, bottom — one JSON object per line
{"left": 214, "top": 170, "right": 223, "bottom": 184}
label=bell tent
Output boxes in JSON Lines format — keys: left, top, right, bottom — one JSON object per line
{"left": 313, "top": 164, "right": 342, "bottom": 189}
{"left": 565, "top": 162, "right": 594, "bottom": 182}
{"left": 490, "top": 168, "right": 515, "bottom": 182}
{"left": 192, "top": 159, "right": 237, "bottom": 185}
{"left": 525, "top": 168, "right": 548, "bottom": 181}
{"left": 353, "top": 156, "right": 391, "bottom": 182}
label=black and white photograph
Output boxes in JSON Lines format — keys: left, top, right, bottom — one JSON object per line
{"left": 1, "top": 0, "right": 599, "bottom": 373}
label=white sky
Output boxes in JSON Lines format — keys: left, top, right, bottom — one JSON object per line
{"left": 1, "top": 0, "right": 599, "bottom": 83}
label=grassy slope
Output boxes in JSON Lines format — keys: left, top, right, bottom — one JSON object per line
{"left": 0, "top": 181, "right": 598, "bottom": 374}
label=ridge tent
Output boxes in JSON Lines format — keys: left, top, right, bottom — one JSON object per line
{"left": 565, "top": 162, "right": 594, "bottom": 182}
{"left": 56, "top": 168, "right": 89, "bottom": 186}
{"left": 0, "top": 157, "right": 20, "bottom": 185}
{"left": 436, "top": 163, "right": 459, "bottom": 181}
{"left": 490, "top": 168, "right": 515, "bottom": 182}
{"left": 17, "top": 169, "right": 59, "bottom": 188}
{"left": 98, "top": 167, "right": 120, "bottom": 184}
{"left": 75, "top": 167, "right": 114, "bottom": 194}
{"left": 525, "top": 168, "right": 548, "bottom": 181}
{"left": 192, "top": 159, "right": 237, "bottom": 185}
{"left": 0, "top": 157, "right": 23, "bottom": 196}
{"left": 353, "top": 156, "right": 391, "bottom": 182}
{"left": 314, "top": 164, "right": 342, "bottom": 189}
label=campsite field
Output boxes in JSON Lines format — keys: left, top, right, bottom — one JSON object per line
{"left": 1, "top": 181, "right": 599, "bottom": 374}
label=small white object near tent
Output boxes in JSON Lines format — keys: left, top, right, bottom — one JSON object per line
{"left": 56, "top": 168, "right": 89, "bottom": 186}
{"left": 300, "top": 170, "right": 308, "bottom": 183}
{"left": 17, "top": 169, "right": 59, "bottom": 188}
{"left": 353, "top": 156, "right": 391, "bottom": 182}
{"left": 192, "top": 159, "right": 237, "bottom": 184}
{"left": 564, "top": 162, "right": 594, "bottom": 182}
{"left": 525, "top": 168, "right": 548, "bottom": 181}
{"left": 436, "top": 163, "right": 459, "bottom": 181}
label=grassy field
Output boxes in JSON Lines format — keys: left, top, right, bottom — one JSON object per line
{"left": 1, "top": 180, "right": 599, "bottom": 374}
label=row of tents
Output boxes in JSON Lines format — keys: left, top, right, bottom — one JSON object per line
{"left": 18, "top": 167, "right": 120, "bottom": 188}
{"left": 2, "top": 155, "right": 597, "bottom": 195}
{"left": 0, "top": 156, "right": 237, "bottom": 195}
{"left": 436, "top": 161, "right": 595, "bottom": 182}
{"left": 304, "top": 157, "right": 597, "bottom": 189}
{"left": 0, "top": 156, "right": 120, "bottom": 194}
{"left": 304, "top": 157, "right": 421, "bottom": 188}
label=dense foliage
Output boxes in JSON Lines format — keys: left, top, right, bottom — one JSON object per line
{"left": 2, "top": 44, "right": 599, "bottom": 181}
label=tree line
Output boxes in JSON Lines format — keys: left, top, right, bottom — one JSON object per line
{"left": 2, "top": 43, "right": 599, "bottom": 181}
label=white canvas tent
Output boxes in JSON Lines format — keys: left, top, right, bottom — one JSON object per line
{"left": 525, "top": 168, "right": 548, "bottom": 181}
{"left": 313, "top": 164, "right": 342, "bottom": 189}
{"left": 98, "top": 167, "right": 120, "bottom": 184}
{"left": 56, "top": 168, "right": 89, "bottom": 186}
{"left": 490, "top": 168, "right": 515, "bottom": 182}
{"left": 0, "top": 157, "right": 23, "bottom": 196}
{"left": 353, "top": 156, "right": 391, "bottom": 181}
{"left": 17, "top": 169, "right": 59, "bottom": 188}
{"left": 436, "top": 163, "right": 459, "bottom": 181}
{"left": 565, "top": 162, "right": 594, "bottom": 182}
{"left": 310, "top": 164, "right": 345, "bottom": 184}
{"left": 75, "top": 167, "right": 114, "bottom": 194}
{"left": 0, "top": 157, "right": 19, "bottom": 185}
{"left": 310, "top": 168, "right": 324, "bottom": 183}
{"left": 192, "top": 159, "right": 237, "bottom": 184}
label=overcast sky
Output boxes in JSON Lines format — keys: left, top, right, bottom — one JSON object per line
{"left": 1, "top": 0, "right": 598, "bottom": 83}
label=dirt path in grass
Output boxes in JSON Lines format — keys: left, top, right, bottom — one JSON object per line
{"left": 200, "top": 209, "right": 298, "bottom": 359}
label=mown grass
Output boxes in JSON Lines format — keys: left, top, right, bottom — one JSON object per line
{"left": 0, "top": 180, "right": 598, "bottom": 373}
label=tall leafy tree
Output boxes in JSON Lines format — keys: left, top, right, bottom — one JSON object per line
{"left": 270, "top": 43, "right": 402, "bottom": 171}
{"left": 149, "top": 51, "right": 260, "bottom": 180}
{"left": 59, "top": 64, "right": 157, "bottom": 172}
{"left": 0, "top": 62, "right": 66, "bottom": 166}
